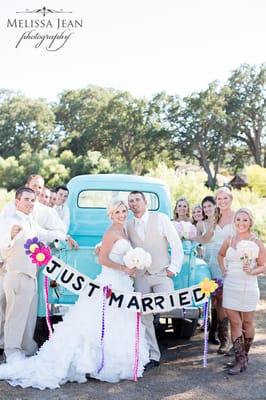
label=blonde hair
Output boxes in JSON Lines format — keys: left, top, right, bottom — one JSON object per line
{"left": 107, "top": 200, "right": 128, "bottom": 219}
{"left": 215, "top": 186, "right": 233, "bottom": 200}
{"left": 234, "top": 208, "right": 254, "bottom": 227}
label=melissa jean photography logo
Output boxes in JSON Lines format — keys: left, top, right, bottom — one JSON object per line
{"left": 6, "top": 6, "right": 83, "bottom": 51}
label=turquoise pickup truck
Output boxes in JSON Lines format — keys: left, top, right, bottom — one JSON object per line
{"left": 36, "top": 174, "right": 211, "bottom": 342}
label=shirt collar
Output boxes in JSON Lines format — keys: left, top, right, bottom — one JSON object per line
{"left": 134, "top": 210, "right": 149, "bottom": 225}
{"left": 15, "top": 210, "right": 32, "bottom": 222}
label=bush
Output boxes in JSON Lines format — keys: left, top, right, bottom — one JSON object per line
{"left": 148, "top": 163, "right": 266, "bottom": 241}
{"left": 245, "top": 165, "right": 266, "bottom": 197}
{"left": 0, "top": 188, "right": 14, "bottom": 211}
{"left": 148, "top": 163, "right": 211, "bottom": 210}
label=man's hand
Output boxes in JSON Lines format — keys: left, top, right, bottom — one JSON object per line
{"left": 166, "top": 269, "right": 175, "bottom": 277}
{"left": 66, "top": 236, "right": 79, "bottom": 250}
{"left": 11, "top": 225, "right": 22, "bottom": 240}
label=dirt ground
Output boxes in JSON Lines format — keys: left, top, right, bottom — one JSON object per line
{"left": 0, "top": 276, "right": 266, "bottom": 400}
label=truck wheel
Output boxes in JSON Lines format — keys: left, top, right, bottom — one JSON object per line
{"left": 172, "top": 318, "right": 198, "bottom": 339}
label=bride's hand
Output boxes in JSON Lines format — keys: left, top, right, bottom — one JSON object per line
{"left": 121, "top": 266, "right": 136, "bottom": 277}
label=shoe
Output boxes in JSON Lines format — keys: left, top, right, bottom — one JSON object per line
{"left": 217, "top": 318, "right": 229, "bottom": 354}
{"left": 144, "top": 360, "right": 160, "bottom": 371}
{"left": 0, "top": 348, "right": 4, "bottom": 355}
{"left": 227, "top": 335, "right": 247, "bottom": 375}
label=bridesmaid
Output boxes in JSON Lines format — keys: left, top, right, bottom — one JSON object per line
{"left": 211, "top": 187, "right": 235, "bottom": 354}
{"left": 173, "top": 197, "right": 191, "bottom": 222}
{"left": 191, "top": 204, "right": 204, "bottom": 226}
{"left": 218, "top": 208, "right": 266, "bottom": 374}
{"left": 196, "top": 196, "right": 220, "bottom": 345}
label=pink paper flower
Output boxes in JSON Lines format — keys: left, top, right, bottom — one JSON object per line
{"left": 30, "top": 246, "right": 52, "bottom": 267}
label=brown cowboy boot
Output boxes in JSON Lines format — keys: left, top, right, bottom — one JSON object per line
{"left": 209, "top": 309, "right": 220, "bottom": 345}
{"left": 217, "top": 317, "right": 229, "bottom": 354}
{"left": 228, "top": 335, "right": 247, "bottom": 375}
{"left": 244, "top": 337, "right": 253, "bottom": 363}
{"left": 224, "top": 337, "right": 253, "bottom": 368}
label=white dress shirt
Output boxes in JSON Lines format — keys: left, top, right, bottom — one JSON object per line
{"left": 54, "top": 204, "right": 70, "bottom": 232}
{"left": 0, "top": 210, "right": 67, "bottom": 254}
{"left": 0, "top": 200, "right": 67, "bottom": 238}
{"left": 132, "top": 211, "right": 184, "bottom": 274}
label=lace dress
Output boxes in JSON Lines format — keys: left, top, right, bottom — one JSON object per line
{"left": 223, "top": 240, "right": 260, "bottom": 312}
{"left": 0, "top": 239, "right": 149, "bottom": 389}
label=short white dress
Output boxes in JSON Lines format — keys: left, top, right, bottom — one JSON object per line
{"left": 223, "top": 240, "right": 260, "bottom": 312}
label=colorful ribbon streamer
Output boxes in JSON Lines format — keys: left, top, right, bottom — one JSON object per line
{"left": 44, "top": 276, "right": 53, "bottom": 339}
{"left": 203, "top": 300, "right": 209, "bottom": 368}
{"left": 97, "top": 285, "right": 109, "bottom": 373}
{"left": 133, "top": 312, "right": 141, "bottom": 382}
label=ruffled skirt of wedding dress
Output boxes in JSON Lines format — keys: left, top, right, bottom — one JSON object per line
{"left": 0, "top": 267, "right": 149, "bottom": 389}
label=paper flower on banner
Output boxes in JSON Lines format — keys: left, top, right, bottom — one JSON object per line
{"left": 30, "top": 246, "right": 52, "bottom": 267}
{"left": 200, "top": 278, "right": 218, "bottom": 297}
{"left": 123, "top": 247, "right": 152, "bottom": 270}
{"left": 24, "top": 237, "right": 41, "bottom": 255}
{"left": 211, "top": 278, "right": 223, "bottom": 296}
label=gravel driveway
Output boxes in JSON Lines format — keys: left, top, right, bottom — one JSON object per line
{"left": 1, "top": 276, "right": 266, "bottom": 400}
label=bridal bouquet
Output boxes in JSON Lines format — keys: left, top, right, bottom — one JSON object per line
{"left": 174, "top": 221, "right": 197, "bottom": 240}
{"left": 236, "top": 240, "right": 259, "bottom": 265}
{"left": 123, "top": 247, "right": 152, "bottom": 270}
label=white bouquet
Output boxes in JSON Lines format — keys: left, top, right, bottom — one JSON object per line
{"left": 236, "top": 240, "right": 259, "bottom": 264}
{"left": 123, "top": 247, "right": 152, "bottom": 270}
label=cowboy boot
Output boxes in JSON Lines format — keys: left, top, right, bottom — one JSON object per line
{"left": 228, "top": 335, "right": 247, "bottom": 375}
{"left": 224, "top": 338, "right": 253, "bottom": 368}
{"left": 217, "top": 317, "right": 229, "bottom": 354}
{"left": 244, "top": 337, "right": 253, "bottom": 363}
{"left": 208, "top": 309, "right": 220, "bottom": 345}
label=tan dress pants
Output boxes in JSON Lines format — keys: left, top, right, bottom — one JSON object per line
{"left": 135, "top": 272, "right": 174, "bottom": 362}
{"left": 3, "top": 271, "right": 38, "bottom": 358}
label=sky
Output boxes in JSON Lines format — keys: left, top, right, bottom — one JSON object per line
{"left": 0, "top": 0, "right": 265, "bottom": 102}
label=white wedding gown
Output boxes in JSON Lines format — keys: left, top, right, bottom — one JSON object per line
{"left": 0, "top": 239, "right": 149, "bottom": 389}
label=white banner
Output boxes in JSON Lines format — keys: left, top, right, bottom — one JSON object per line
{"left": 43, "top": 256, "right": 207, "bottom": 314}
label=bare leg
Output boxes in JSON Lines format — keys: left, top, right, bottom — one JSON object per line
{"left": 225, "top": 309, "right": 243, "bottom": 342}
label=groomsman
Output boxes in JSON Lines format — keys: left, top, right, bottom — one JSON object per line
{"left": 0, "top": 174, "right": 77, "bottom": 249}
{"left": 0, "top": 187, "right": 68, "bottom": 362}
{"left": 54, "top": 185, "right": 70, "bottom": 232}
{"left": 127, "top": 191, "right": 184, "bottom": 370}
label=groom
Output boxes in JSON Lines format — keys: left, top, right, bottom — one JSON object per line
{"left": 127, "top": 191, "right": 184, "bottom": 370}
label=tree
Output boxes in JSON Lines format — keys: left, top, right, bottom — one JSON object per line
{"left": 0, "top": 95, "right": 56, "bottom": 158}
{"left": 168, "top": 83, "right": 231, "bottom": 189}
{"left": 55, "top": 85, "right": 114, "bottom": 155}
{"left": 226, "top": 64, "right": 266, "bottom": 166}
{"left": 0, "top": 156, "right": 25, "bottom": 191}
{"left": 96, "top": 91, "right": 170, "bottom": 173}
{"left": 59, "top": 150, "right": 112, "bottom": 177}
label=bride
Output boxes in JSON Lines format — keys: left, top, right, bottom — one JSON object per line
{"left": 0, "top": 200, "right": 149, "bottom": 389}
